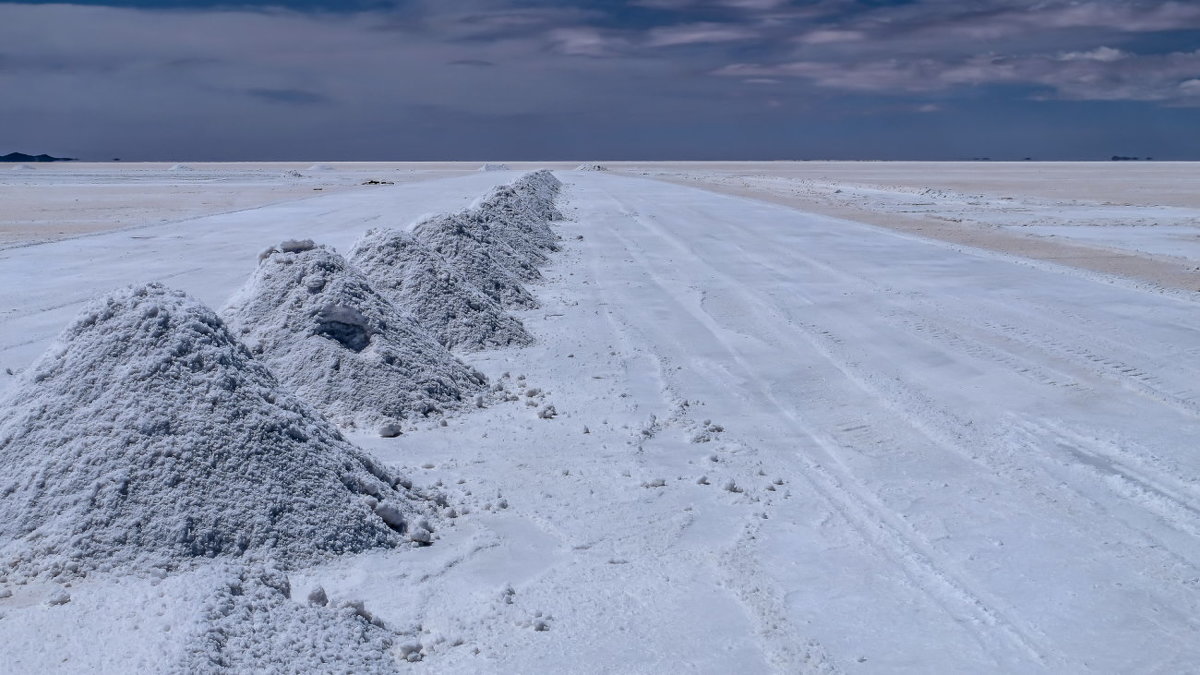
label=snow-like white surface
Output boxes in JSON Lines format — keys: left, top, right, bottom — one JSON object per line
{"left": 2, "top": 167, "right": 1200, "bottom": 672}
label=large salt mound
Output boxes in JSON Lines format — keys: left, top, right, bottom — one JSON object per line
{"left": 411, "top": 211, "right": 544, "bottom": 295}
{"left": 0, "top": 283, "right": 434, "bottom": 580}
{"left": 576, "top": 163, "right": 608, "bottom": 171}
{"left": 221, "top": 243, "right": 488, "bottom": 430}
{"left": 348, "top": 229, "right": 533, "bottom": 351}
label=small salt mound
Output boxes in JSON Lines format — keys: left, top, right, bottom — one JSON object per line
{"left": 308, "top": 164, "right": 333, "bottom": 171}
{"left": 349, "top": 229, "right": 533, "bottom": 351}
{"left": 10, "top": 164, "right": 32, "bottom": 171}
{"left": 168, "top": 164, "right": 193, "bottom": 171}
{"left": 173, "top": 565, "right": 398, "bottom": 674}
{"left": 222, "top": 244, "right": 488, "bottom": 430}
{"left": 576, "top": 163, "right": 608, "bottom": 171}
{"left": 281, "top": 169, "right": 304, "bottom": 178}
{"left": 0, "top": 283, "right": 433, "bottom": 580}
{"left": 479, "top": 163, "right": 511, "bottom": 171}
{"left": 411, "top": 212, "right": 543, "bottom": 299}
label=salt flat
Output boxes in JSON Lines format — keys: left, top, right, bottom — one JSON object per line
{"left": 1, "top": 164, "right": 1198, "bottom": 673}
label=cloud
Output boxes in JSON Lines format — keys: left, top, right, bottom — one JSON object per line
{"left": 1059, "top": 46, "right": 1128, "bottom": 62}
{"left": 645, "top": 22, "right": 759, "bottom": 47}
{"left": 245, "top": 87, "right": 329, "bottom": 105}
{"left": 796, "top": 29, "right": 865, "bottom": 45}
{"left": 715, "top": 49, "right": 1200, "bottom": 103}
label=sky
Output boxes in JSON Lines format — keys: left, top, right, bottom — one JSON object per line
{"left": 1, "top": 0, "right": 1198, "bottom": 160}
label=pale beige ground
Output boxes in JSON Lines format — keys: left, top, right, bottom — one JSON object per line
{"left": 0, "top": 163, "right": 474, "bottom": 247}
{"left": 604, "top": 162, "right": 1200, "bottom": 293}
{"left": 4, "top": 161, "right": 1197, "bottom": 292}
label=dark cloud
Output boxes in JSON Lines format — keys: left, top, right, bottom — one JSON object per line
{"left": 0, "top": 0, "right": 1197, "bottom": 159}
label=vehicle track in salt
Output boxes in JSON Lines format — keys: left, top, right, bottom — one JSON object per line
{"left": 568, "top": 173, "right": 1200, "bottom": 671}
{"left": 581, "top": 190, "right": 1059, "bottom": 670}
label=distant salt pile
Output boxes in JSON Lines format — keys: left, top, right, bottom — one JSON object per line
{"left": 308, "top": 164, "right": 333, "bottom": 171}
{"left": 0, "top": 283, "right": 435, "bottom": 580}
{"left": 576, "top": 163, "right": 608, "bottom": 171}
{"left": 168, "top": 164, "right": 193, "bottom": 172}
{"left": 174, "top": 565, "right": 398, "bottom": 674}
{"left": 9, "top": 164, "right": 32, "bottom": 171}
{"left": 512, "top": 169, "right": 565, "bottom": 223}
{"left": 479, "top": 163, "right": 511, "bottom": 171}
{"left": 222, "top": 242, "right": 488, "bottom": 431}
{"left": 349, "top": 229, "right": 533, "bottom": 351}
{"left": 411, "top": 212, "right": 542, "bottom": 303}
{"left": 281, "top": 169, "right": 304, "bottom": 178}
{"left": 460, "top": 177, "right": 562, "bottom": 260}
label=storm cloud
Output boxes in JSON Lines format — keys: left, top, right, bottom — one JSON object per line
{"left": 1, "top": 0, "right": 1197, "bottom": 159}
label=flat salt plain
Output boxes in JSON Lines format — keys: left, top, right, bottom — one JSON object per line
{"left": 2, "top": 161, "right": 1200, "bottom": 672}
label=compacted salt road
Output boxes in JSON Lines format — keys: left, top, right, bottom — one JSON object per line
{"left": 541, "top": 171, "right": 1200, "bottom": 672}
{"left": 1, "top": 167, "right": 1198, "bottom": 672}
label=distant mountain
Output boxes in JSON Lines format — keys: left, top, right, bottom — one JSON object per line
{"left": 1, "top": 152, "right": 76, "bottom": 162}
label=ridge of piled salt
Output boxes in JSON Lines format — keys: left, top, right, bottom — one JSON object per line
{"left": 221, "top": 244, "right": 488, "bottom": 431}
{"left": 348, "top": 229, "right": 533, "bottom": 351}
{"left": 411, "top": 211, "right": 544, "bottom": 293}
{"left": 0, "top": 283, "right": 435, "bottom": 580}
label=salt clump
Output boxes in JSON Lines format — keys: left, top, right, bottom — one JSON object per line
{"left": 173, "top": 565, "right": 399, "bottom": 674}
{"left": 0, "top": 283, "right": 434, "bottom": 580}
{"left": 575, "top": 163, "right": 608, "bottom": 171}
{"left": 348, "top": 229, "right": 533, "bottom": 351}
{"left": 222, "top": 244, "right": 487, "bottom": 430}
{"left": 479, "top": 163, "right": 511, "bottom": 171}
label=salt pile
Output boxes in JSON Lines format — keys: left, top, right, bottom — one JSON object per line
{"left": 10, "top": 164, "right": 33, "bottom": 171}
{"left": 512, "top": 169, "right": 566, "bottom": 223}
{"left": 308, "top": 164, "right": 333, "bottom": 171}
{"left": 479, "top": 163, "right": 511, "bottom": 171}
{"left": 174, "top": 565, "right": 399, "bottom": 674}
{"left": 411, "top": 211, "right": 542, "bottom": 304}
{"left": 467, "top": 179, "right": 562, "bottom": 256}
{"left": 576, "top": 163, "right": 608, "bottom": 171}
{"left": 168, "top": 164, "right": 193, "bottom": 172}
{"left": 348, "top": 229, "right": 533, "bottom": 351}
{"left": 221, "top": 241, "right": 488, "bottom": 431}
{"left": 0, "top": 283, "right": 435, "bottom": 580}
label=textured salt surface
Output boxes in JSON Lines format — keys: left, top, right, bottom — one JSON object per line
{"left": 576, "top": 164, "right": 608, "bottom": 171}
{"left": 0, "top": 284, "right": 435, "bottom": 580}
{"left": 348, "top": 229, "right": 534, "bottom": 351}
{"left": 173, "top": 565, "right": 400, "bottom": 674}
{"left": 411, "top": 211, "right": 542, "bottom": 302}
{"left": 222, "top": 243, "right": 488, "bottom": 431}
